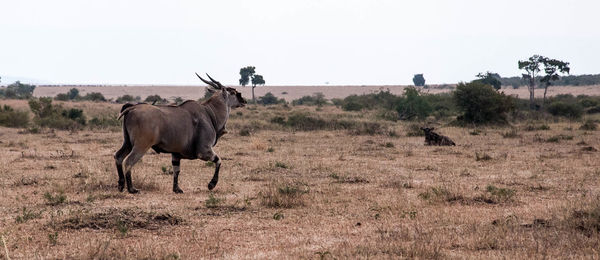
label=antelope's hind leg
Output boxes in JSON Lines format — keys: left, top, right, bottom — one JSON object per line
{"left": 114, "top": 142, "right": 132, "bottom": 192}
{"left": 122, "top": 145, "right": 150, "bottom": 194}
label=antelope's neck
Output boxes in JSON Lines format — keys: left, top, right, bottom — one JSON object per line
{"left": 206, "top": 99, "right": 229, "bottom": 133}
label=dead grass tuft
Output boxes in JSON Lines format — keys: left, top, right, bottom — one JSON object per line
{"left": 260, "top": 181, "right": 309, "bottom": 208}
{"left": 565, "top": 201, "right": 600, "bottom": 237}
{"left": 55, "top": 208, "right": 183, "bottom": 231}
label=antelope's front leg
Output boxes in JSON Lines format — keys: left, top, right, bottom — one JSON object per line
{"left": 208, "top": 154, "right": 221, "bottom": 190}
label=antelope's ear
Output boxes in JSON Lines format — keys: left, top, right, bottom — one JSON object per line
{"left": 430, "top": 127, "right": 435, "bottom": 131}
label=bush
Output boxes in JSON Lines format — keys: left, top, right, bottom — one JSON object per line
{"left": 28, "top": 97, "right": 86, "bottom": 130}
{"left": 257, "top": 92, "right": 286, "bottom": 105}
{"left": 0, "top": 105, "right": 29, "bottom": 128}
{"left": 292, "top": 93, "right": 327, "bottom": 106}
{"left": 89, "top": 116, "right": 120, "bottom": 129}
{"left": 81, "top": 92, "right": 106, "bottom": 102}
{"left": 423, "top": 93, "right": 457, "bottom": 119}
{"left": 586, "top": 106, "right": 600, "bottom": 114}
{"left": 395, "top": 87, "right": 432, "bottom": 120}
{"left": 115, "top": 95, "right": 139, "bottom": 103}
{"left": 55, "top": 93, "right": 70, "bottom": 101}
{"left": 453, "top": 81, "right": 515, "bottom": 124}
{"left": 578, "top": 97, "right": 599, "bottom": 108}
{"left": 144, "top": 95, "right": 167, "bottom": 104}
{"left": 340, "top": 91, "right": 400, "bottom": 111}
{"left": 0, "top": 81, "right": 36, "bottom": 99}
{"left": 546, "top": 102, "right": 583, "bottom": 119}
{"left": 271, "top": 113, "right": 389, "bottom": 135}
{"left": 341, "top": 101, "right": 363, "bottom": 111}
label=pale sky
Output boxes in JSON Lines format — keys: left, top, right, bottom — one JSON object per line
{"left": 1, "top": 0, "right": 599, "bottom": 85}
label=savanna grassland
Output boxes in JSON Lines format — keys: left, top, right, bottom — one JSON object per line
{"left": 34, "top": 84, "right": 600, "bottom": 102}
{"left": 1, "top": 100, "right": 600, "bottom": 259}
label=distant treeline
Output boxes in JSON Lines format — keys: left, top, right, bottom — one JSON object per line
{"left": 500, "top": 74, "right": 600, "bottom": 88}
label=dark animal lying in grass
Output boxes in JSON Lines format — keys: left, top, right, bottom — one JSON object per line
{"left": 420, "top": 127, "right": 456, "bottom": 146}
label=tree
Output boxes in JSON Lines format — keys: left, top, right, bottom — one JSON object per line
{"left": 239, "top": 66, "right": 256, "bottom": 87}
{"left": 453, "top": 81, "right": 514, "bottom": 124}
{"left": 67, "top": 88, "right": 80, "bottom": 100}
{"left": 250, "top": 74, "right": 265, "bottom": 103}
{"left": 252, "top": 74, "right": 265, "bottom": 103}
{"left": 475, "top": 72, "right": 502, "bottom": 91}
{"left": 395, "top": 87, "right": 432, "bottom": 120}
{"left": 257, "top": 92, "right": 286, "bottom": 105}
{"left": 3, "top": 81, "right": 36, "bottom": 99}
{"left": 519, "top": 55, "right": 570, "bottom": 110}
{"left": 412, "top": 74, "right": 425, "bottom": 87}
{"left": 539, "top": 59, "right": 570, "bottom": 107}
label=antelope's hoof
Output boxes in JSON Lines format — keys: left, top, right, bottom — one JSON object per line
{"left": 173, "top": 187, "right": 184, "bottom": 193}
{"left": 207, "top": 182, "right": 216, "bottom": 191}
{"left": 127, "top": 188, "right": 139, "bottom": 194}
{"left": 118, "top": 184, "right": 125, "bottom": 192}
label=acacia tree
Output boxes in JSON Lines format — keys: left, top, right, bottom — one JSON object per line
{"left": 519, "top": 55, "right": 570, "bottom": 109}
{"left": 518, "top": 55, "right": 543, "bottom": 109}
{"left": 475, "top": 72, "right": 502, "bottom": 91}
{"left": 412, "top": 74, "right": 425, "bottom": 87}
{"left": 239, "top": 66, "right": 255, "bottom": 87}
{"left": 539, "top": 59, "right": 570, "bottom": 107}
{"left": 251, "top": 74, "right": 265, "bottom": 103}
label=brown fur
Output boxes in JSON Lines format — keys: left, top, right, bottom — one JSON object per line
{"left": 114, "top": 75, "right": 246, "bottom": 194}
{"left": 421, "top": 127, "right": 456, "bottom": 146}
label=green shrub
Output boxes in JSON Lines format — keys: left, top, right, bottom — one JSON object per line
{"left": 424, "top": 93, "right": 457, "bottom": 119}
{"left": 0, "top": 81, "right": 35, "bottom": 99}
{"left": 28, "top": 97, "right": 86, "bottom": 130}
{"left": 15, "top": 207, "right": 42, "bottom": 223}
{"left": 0, "top": 105, "right": 29, "bottom": 128}
{"left": 340, "top": 91, "right": 400, "bottom": 111}
{"left": 205, "top": 193, "right": 224, "bottom": 208}
{"left": 271, "top": 113, "right": 389, "bottom": 135}
{"left": 144, "top": 95, "right": 167, "bottom": 104}
{"left": 81, "top": 92, "right": 106, "bottom": 102}
{"left": 547, "top": 101, "right": 583, "bottom": 119}
{"left": 67, "top": 88, "right": 80, "bottom": 100}
{"left": 115, "top": 95, "right": 139, "bottom": 103}
{"left": 257, "top": 92, "right": 286, "bottom": 105}
{"left": 331, "top": 98, "right": 344, "bottom": 107}
{"left": 55, "top": 93, "right": 70, "bottom": 101}
{"left": 292, "top": 93, "right": 327, "bottom": 106}
{"left": 44, "top": 191, "right": 67, "bottom": 206}
{"left": 395, "top": 87, "right": 432, "bottom": 120}
{"left": 578, "top": 97, "right": 599, "bottom": 108}
{"left": 453, "top": 81, "right": 515, "bottom": 124}
{"left": 341, "top": 101, "right": 363, "bottom": 111}
{"left": 484, "top": 185, "right": 515, "bottom": 203}
{"left": 89, "top": 116, "right": 120, "bottom": 129}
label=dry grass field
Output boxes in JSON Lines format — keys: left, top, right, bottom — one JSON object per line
{"left": 1, "top": 100, "right": 600, "bottom": 259}
{"left": 34, "top": 84, "right": 600, "bottom": 102}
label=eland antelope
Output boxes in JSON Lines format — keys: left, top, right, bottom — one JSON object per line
{"left": 114, "top": 73, "right": 246, "bottom": 193}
